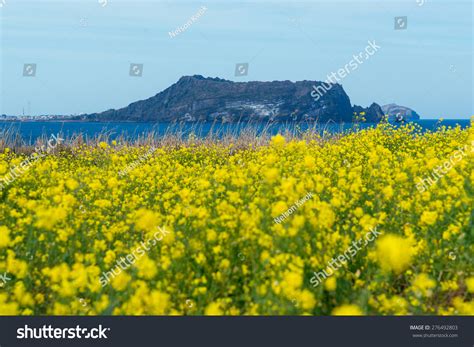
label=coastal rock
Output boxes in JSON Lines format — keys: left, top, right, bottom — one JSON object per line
{"left": 352, "top": 103, "right": 385, "bottom": 123}
{"left": 382, "top": 103, "right": 421, "bottom": 122}
{"left": 84, "top": 75, "right": 357, "bottom": 123}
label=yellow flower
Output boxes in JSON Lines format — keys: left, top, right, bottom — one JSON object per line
{"left": 205, "top": 302, "right": 223, "bottom": 315}
{"left": 318, "top": 203, "right": 335, "bottom": 229}
{"left": 65, "top": 179, "right": 79, "bottom": 190}
{"left": 104, "top": 250, "right": 116, "bottom": 266}
{"left": 263, "top": 168, "right": 279, "bottom": 183}
{"left": 0, "top": 226, "right": 11, "bottom": 248}
{"left": 376, "top": 294, "right": 409, "bottom": 315}
{"left": 420, "top": 211, "right": 438, "bottom": 226}
{"left": 440, "top": 280, "right": 459, "bottom": 292}
{"left": 376, "top": 234, "right": 413, "bottom": 274}
{"left": 146, "top": 290, "right": 170, "bottom": 314}
{"left": 282, "top": 271, "right": 303, "bottom": 291}
{"left": 272, "top": 201, "right": 288, "bottom": 216}
{"left": 94, "top": 199, "right": 112, "bottom": 209}
{"left": 382, "top": 186, "right": 394, "bottom": 199}
{"left": 206, "top": 229, "right": 217, "bottom": 242}
{"left": 135, "top": 256, "right": 157, "bottom": 279}
{"left": 452, "top": 297, "right": 474, "bottom": 315}
{"left": 111, "top": 272, "right": 131, "bottom": 291}
{"left": 332, "top": 304, "right": 363, "bottom": 316}
{"left": 0, "top": 294, "right": 19, "bottom": 315}
{"left": 270, "top": 134, "right": 286, "bottom": 146}
{"left": 35, "top": 208, "right": 67, "bottom": 230}
{"left": 299, "top": 290, "right": 316, "bottom": 310}
{"left": 324, "top": 277, "right": 337, "bottom": 291}
{"left": 412, "top": 273, "right": 436, "bottom": 297}
{"left": 220, "top": 259, "right": 230, "bottom": 269}
{"left": 303, "top": 156, "right": 315, "bottom": 168}
{"left": 134, "top": 209, "right": 160, "bottom": 232}
{"left": 466, "top": 277, "right": 474, "bottom": 294}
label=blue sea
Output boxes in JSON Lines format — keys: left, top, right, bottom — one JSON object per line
{"left": 0, "top": 119, "right": 470, "bottom": 144}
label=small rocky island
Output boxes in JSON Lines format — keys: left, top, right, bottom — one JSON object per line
{"left": 77, "top": 75, "right": 386, "bottom": 123}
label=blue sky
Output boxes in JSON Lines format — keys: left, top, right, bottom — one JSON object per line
{"left": 1, "top": 0, "right": 472, "bottom": 118}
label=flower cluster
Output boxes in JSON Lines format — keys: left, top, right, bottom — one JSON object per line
{"left": 0, "top": 121, "right": 473, "bottom": 315}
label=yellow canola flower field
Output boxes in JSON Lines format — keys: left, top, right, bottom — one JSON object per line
{"left": 0, "top": 122, "right": 473, "bottom": 315}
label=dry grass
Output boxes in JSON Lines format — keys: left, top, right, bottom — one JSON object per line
{"left": 0, "top": 120, "right": 351, "bottom": 154}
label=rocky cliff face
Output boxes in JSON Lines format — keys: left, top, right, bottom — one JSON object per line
{"left": 84, "top": 75, "right": 366, "bottom": 123}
